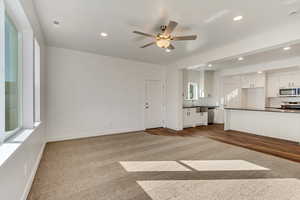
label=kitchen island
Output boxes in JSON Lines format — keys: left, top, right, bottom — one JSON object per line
{"left": 224, "top": 107, "right": 300, "bottom": 143}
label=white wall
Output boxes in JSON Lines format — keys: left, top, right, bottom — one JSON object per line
{"left": 46, "top": 47, "right": 165, "bottom": 141}
{"left": 0, "top": 0, "right": 46, "bottom": 200}
{"left": 165, "top": 67, "right": 183, "bottom": 130}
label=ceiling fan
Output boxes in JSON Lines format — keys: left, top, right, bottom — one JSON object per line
{"left": 133, "top": 20, "right": 197, "bottom": 50}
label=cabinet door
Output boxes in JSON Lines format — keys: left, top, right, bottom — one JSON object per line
{"left": 183, "top": 109, "right": 192, "bottom": 127}
{"left": 279, "top": 74, "right": 292, "bottom": 88}
{"left": 267, "top": 75, "right": 280, "bottom": 97}
{"left": 254, "top": 74, "right": 265, "bottom": 88}
{"left": 241, "top": 75, "right": 251, "bottom": 88}
{"left": 291, "top": 72, "right": 300, "bottom": 87}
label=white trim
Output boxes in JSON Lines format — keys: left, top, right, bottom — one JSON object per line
{"left": 34, "top": 39, "right": 40, "bottom": 122}
{"left": 22, "top": 30, "right": 34, "bottom": 129}
{"left": 47, "top": 128, "right": 145, "bottom": 142}
{"left": 21, "top": 143, "right": 45, "bottom": 200}
{"left": 0, "top": 0, "right": 5, "bottom": 143}
{"left": 4, "top": 0, "right": 31, "bottom": 31}
{"left": 4, "top": 127, "right": 21, "bottom": 141}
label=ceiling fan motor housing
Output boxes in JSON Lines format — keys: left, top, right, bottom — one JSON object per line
{"left": 160, "top": 25, "right": 167, "bottom": 32}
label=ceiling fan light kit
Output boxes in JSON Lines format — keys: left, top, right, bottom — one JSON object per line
{"left": 156, "top": 39, "right": 171, "bottom": 48}
{"left": 133, "top": 20, "right": 197, "bottom": 51}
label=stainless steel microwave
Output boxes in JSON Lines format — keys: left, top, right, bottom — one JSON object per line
{"left": 279, "top": 88, "right": 299, "bottom": 96}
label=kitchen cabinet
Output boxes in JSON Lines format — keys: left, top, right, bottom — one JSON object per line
{"left": 279, "top": 72, "right": 300, "bottom": 88}
{"left": 183, "top": 108, "right": 208, "bottom": 128}
{"left": 241, "top": 73, "right": 265, "bottom": 89}
{"left": 279, "top": 74, "right": 292, "bottom": 88}
{"left": 267, "top": 75, "right": 280, "bottom": 98}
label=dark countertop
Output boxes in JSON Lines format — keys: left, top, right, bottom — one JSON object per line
{"left": 224, "top": 107, "right": 300, "bottom": 114}
{"left": 183, "top": 106, "right": 218, "bottom": 109}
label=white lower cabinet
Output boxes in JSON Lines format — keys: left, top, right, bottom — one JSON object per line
{"left": 183, "top": 108, "right": 208, "bottom": 128}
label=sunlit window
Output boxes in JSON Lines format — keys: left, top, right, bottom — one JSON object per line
{"left": 5, "top": 14, "right": 21, "bottom": 133}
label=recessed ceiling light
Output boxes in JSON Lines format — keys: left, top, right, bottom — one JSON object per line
{"left": 208, "top": 64, "right": 213, "bottom": 67}
{"left": 53, "top": 20, "right": 60, "bottom": 27}
{"left": 233, "top": 15, "right": 243, "bottom": 21}
{"left": 165, "top": 49, "right": 171, "bottom": 53}
{"left": 100, "top": 32, "right": 108, "bottom": 37}
{"left": 257, "top": 71, "right": 263, "bottom": 74}
{"left": 283, "top": 46, "right": 291, "bottom": 51}
{"left": 238, "top": 57, "right": 244, "bottom": 61}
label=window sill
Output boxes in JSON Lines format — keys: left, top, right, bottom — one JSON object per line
{"left": 0, "top": 122, "right": 42, "bottom": 168}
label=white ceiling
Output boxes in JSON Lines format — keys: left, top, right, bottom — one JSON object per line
{"left": 208, "top": 43, "right": 300, "bottom": 70}
{"left": 34, "top": 0, "right": 300, "bottom": 64}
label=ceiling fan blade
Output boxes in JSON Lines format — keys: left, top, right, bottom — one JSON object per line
{"left": 140, "top": 42, "right": 156, "bottom": 48}
{"left": 163, "top": 21, "right": 178, "bottom": 35}
{"left": 173, "top": 35, "right": 197, "bottom": 41}
{"left": 168, "top": 44, "right": 175, "bottom": 50}
{"left": 133, "top": 31, "right": 156, "bottom": 38}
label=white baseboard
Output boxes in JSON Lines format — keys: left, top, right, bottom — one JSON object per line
{"left": 21, "top": 143, "right": 46, "bottom": 200}
{"left": 47, "top": 128, "right": 145, "bottom": 142}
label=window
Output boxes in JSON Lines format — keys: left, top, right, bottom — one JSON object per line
{"left": 0, "top": 0, "right": 38, "bottom": 144}
{"left": 5, "top": 13, "right": 21, "bottom": 134}
{"left": 187, "top": 82, "right": 198, "bottom": 100}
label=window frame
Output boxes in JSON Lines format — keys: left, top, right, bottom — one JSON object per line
{"left": 4, "top": 11, "right": 23, "bottom": 140}
{"left": 0, "top": 0, "right": 37, "bottom": 144}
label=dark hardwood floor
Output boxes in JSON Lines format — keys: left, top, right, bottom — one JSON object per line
{"left": 146, "top": 124, "right": 300, "bottom": 163}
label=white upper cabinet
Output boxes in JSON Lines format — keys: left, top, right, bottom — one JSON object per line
{"left": 292, "top": 72, "right": 300, "bottom": 87}
{"left": 255, "top": 74, "right": 265, "bottom": 88}
{"left": 279, "top": 73, "right": 292, "bottom": 88}
{"left": 266, "top": 70, "right": 300, "bottom": 98}
{"left": 279, "top": 72, "right": 300, "bottom": 88}
{"left": 267, "top": 75, "right": 280, "bottom": 98}
{"left": 241, "top": 73, "right": 265, "bottom": 89}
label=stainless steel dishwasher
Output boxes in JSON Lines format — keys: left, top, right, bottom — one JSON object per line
{"left": 208, "top": 108, "right": 215, "bottom": 124}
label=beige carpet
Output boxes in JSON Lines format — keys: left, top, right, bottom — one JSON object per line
{"left": 27, "top": 131, "right": 300, "bottom": 200}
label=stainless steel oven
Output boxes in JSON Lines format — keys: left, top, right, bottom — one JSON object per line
{"left": 279, "top": 88, "right": 299, "bottom": 96}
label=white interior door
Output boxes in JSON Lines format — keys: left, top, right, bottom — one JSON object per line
{"left": 145, "top": 80, "right": 163, "bottom": 129}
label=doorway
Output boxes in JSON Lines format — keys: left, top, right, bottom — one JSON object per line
{"left": 145, "top": 80, "right": 163, "bottom": 129}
